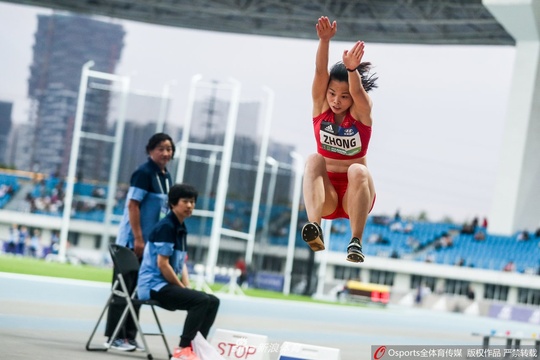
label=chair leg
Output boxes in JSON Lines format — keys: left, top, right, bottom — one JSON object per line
{"left": 151, "top": 305, "right": 172, "bottom": 358}
{"left": 124, "top": 297, "right": 155, "bottom": 360}
{"left": 85, "top": 293, "right": 113, "bottom": 352}
{"left": 135, "top": 314, "right": 153, "bottom": 360}
{"left": 109, "top": 275, "right": 138, "bottom": 348}
{"left": 108, "top": 300, "right": 132, "bottom": 347}
{"left": 109, "top": 301, "right": 158, "bottom": 359}
{"left": 106, "top": 276, "right": 172, "bottom": 359}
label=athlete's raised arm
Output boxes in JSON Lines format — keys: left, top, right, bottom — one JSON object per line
{"left": 312, "top": 16, "right": 336, "bottom": 117}
{"left": 343, "top": 41, "right": 373, "bottom": 126}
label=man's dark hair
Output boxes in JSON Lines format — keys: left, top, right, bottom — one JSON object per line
{"left": 168, "top": 183, "right": 198, "bottom": 208}
{"left": 146, "top": 133, "right": 175, "bottom": 157}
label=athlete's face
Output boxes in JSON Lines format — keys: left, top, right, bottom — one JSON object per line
{"left": 149, "top": 140, "right": 174, "bottom": 170}
{"left": 326, "top": 80, "right": 352, "bottom": 115}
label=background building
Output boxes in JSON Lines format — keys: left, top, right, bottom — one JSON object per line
{"left": 0, "top": 101, "right": 13, "bottom": 167}
{"left": 184, "top": 96, "right": 295, "bottom": 205}
{"left": 19, "top": 13, "right": 125, "bottom": 180}
{"left": 5, "top": 123, "right": 33, "bottom": 171}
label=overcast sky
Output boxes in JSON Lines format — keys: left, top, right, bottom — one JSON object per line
{"left": 0, "top": 2, "right": 517, "bottom": 223}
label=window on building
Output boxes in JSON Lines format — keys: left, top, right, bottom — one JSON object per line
{"left": 292, "top": 259, "right": 308, "bottom": 275}
{"left": 261, "top": 256, "right": 283, "bottom": 272}
{"left": 484, "top": 284, "right": 509, "bottom": 301}
{"left": 444, "top": 279, "right": 470, "bottom": 296}
{"left": 217, "top": 250, "right": 239, "bottom": 267}
{"left": 68, "top": 231, "right": 79, "bottom": 246}
{"left": 93, "top": 235, "right": 101, "bottom": 249}
{"left": 369, "top": 270, "right": 395, "bottom": 286}
{"left": 334, "top": 266, "right": 361, "bottom": 281}
{"left": 410, "top": 275, "right": 436, "bottom": 292}
{"left": 517, "top": 288, "right": 540, "bottom": 306}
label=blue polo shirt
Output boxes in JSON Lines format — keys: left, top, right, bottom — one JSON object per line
{"left": 137, "top": 211, "right": 188, "bottom": 300}
{"left": 116, "top": 158, "right": 172, "bottom": 249}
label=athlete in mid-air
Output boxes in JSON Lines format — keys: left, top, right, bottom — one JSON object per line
{"left": 301, "top": 16, "right": 378, "bottom": 263}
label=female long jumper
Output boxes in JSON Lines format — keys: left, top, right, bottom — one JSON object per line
{"left": 301, "top": 16, "right": 378, "bottom": 263}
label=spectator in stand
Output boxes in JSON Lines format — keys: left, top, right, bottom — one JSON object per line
{"left": 390, "top": 219, "right": 413, "bottom": 234}
{"left": 473, "top": 230, "right": 486, "bottom": 241}
{"left": 517, "top": 230, "right": 530, "bottom": 242}
{"left": 390, "top": 221, "right": 403, "bottom": 232}
{"left": 6, "top": 223, "right": 19, "bottom": 254}
{"left": 435, "top": 232, "right": 454, "bottom": 249}
{"left": 28, "top": 229, "right": 41, "bottom": 258}
{"left": 503, "top": 261, "right": 515, "bottom": 272}
{"left": 50, "top": 230, "right": 60, "bottom": 255}
{"left": 18, "top": 225, "right": 29, "bottom": 255}
{"left": 471, "top": 217, "right": 479, "bottom": 231}
{"left": 460, "top": 222, "right": 475, "bottom": 235}
{"left": 394, "top": 209, "right": 401, "bottom": 222}
{"left": 403, "top": 221, "right": 414, "bottom": 234}
{"left": 368, "top": 233, "right": 389, "bottom": 245}
{"left": 481, "top": 217, "right": 488, "bottom": 229}
{"left": 0, "top": 184, "right": 14, "bottom": 197}
{"left": 406, "top": 236, "right": 420, "bottom": 251}
{"left": 92, "top": 186, "right": 106, "bottom": 198}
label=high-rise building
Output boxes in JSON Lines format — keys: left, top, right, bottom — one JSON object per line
{"left": 190, "top": 97, "right": 259, "bottom": 142}
{"left": 22, "top": 13, "right": 125, "bottom": 179}
{"left": 183, "top": 97, "right": 296, "bottom": 204}
{"left": 0, "top": 101, "right": 13, "bottom": 166}
{"left": 7, "top": 122, "right": 33, "bottom": 171}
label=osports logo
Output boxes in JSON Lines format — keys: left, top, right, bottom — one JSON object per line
{"left": 373, "top": 346, "right": 386, "bottom": 359}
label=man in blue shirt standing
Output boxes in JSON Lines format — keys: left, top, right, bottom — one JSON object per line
{"left": 105, "top": 133, "right": 175, "bottom": 352}
{"left": 139, "top": 183, "right": 220, "bottom": 360}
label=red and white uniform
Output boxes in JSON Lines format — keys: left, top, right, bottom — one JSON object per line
{"left": 313, "top": 108, "right": 372, "bottom": 160}
{"left": 312, "top": 109, "right": 374, "bottom": 219}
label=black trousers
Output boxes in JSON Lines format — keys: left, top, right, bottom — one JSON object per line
{"left": 104, "top": 253, "right": 141, "bottom": 340}
{"left": 151, "top": 284, "right": 220, "bottom": 348}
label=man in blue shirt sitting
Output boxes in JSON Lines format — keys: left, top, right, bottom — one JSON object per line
{"left": 138, "top": 183, "right": 220, "bottom": 360}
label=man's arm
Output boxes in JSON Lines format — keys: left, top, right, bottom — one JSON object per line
{"left": 157, "top": 254, "right": 185, "bottom": 288}
{"left": 127, "top": 199, "right": 144, "bottom": 257}
{"left": 180, "top": 263, "right": 190, "bottom": 288}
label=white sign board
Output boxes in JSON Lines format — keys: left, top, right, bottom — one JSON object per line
{"left": 210, "top": 328, "right": 269, "bottom": 360}
{"left": 278, "top": 341, "right": 341, "bottom": 360}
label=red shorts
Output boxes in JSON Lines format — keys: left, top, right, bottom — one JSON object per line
{"left": 323, "top": 171, "right": 376, "bottom": 220}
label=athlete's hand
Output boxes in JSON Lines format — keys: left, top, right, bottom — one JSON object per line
{"left": 316, "top": 16, "right": 336, "bottom": 41}
{"left": 343, "top": 41, "right": 365, "bottom": 71}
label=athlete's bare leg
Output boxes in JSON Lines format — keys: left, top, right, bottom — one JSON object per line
{"left": 301, "top": 153, "right": 338, "bottom": 251}
{"left": 343, "top": 163, "right": 375, "bottom": 262}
